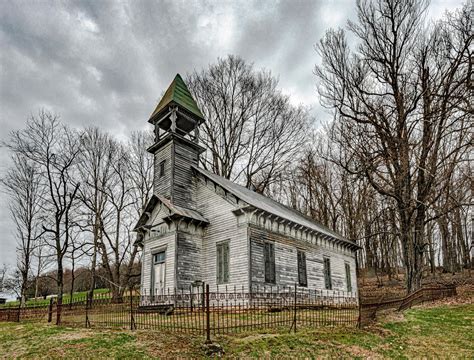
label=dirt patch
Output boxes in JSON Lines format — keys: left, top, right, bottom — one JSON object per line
{"left": 376, "top": 309, "right": 406, "bottom": 323}
{"left": 412, "top": 294, "right": 473, "bottom": 309}
{"left": 341, "top": 345, "right": 383, "bottom": 359}
{"left": 135, "top": 330, "right": 199, "bottom": 358}
{"left": 55, "top": 330, "right": 92, "bottom": 341}
{"left": 233, "top": 333, "right": 280, "bottom": 343}
{"left": 366, "top": 325, "right": 393, "bottom": 338}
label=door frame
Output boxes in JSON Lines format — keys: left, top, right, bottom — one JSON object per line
{"left": 151, "top": 248, "right": 167, "bottom": 297}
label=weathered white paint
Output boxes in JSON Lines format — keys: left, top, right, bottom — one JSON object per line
{"left": 248, "top": 226, "right": 358, "bottom": 296}
{"left": 140, "top": 108, "right": 359, "bottom": 300}
{"left": 194, "top": 178, "right": 249, "bottom": 292}
{"left": 142, "top": 232, "right": 176, "bottom": 295}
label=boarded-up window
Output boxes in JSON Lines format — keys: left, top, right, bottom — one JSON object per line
{"left": 264, "top": 242, "right": 275, "bottom": 283}
{"left": 323, "top": 257, "right": 332, "bottom": 290}
{"left": 216, "top": 242, "right": 230, "bottom": 284}
{"left": 297, "top": 250, "right": 307, "bottom": 287}
{"left": 345, "top": 263, "right": 352, "bottom": 292}
{"left": 159, "top": 160, "right": 165, "bottom": 178}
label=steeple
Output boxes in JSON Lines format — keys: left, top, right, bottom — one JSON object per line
{"left": 149, "top": 74, "right": 204, "bottom": 123}
{"left": 148, "top": 74, "right": 205, "bottom": 144}
{"left": 147, "top": 74, "right": 205, "bottom": 209}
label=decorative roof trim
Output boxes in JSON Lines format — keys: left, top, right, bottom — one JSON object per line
{"left": 133, "top": 194, "right": 209, "bottom": 232}
{"left": 147, "top": 132, "right": 206, "bottom": 154}
{"left": 233, "top": 205, "right": 360, "bottom": 250}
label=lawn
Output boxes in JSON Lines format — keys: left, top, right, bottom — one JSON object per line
{"left": 0, "top": 303, "right": 472, "bottom": 358}
{"left": 0, "top": 289, "right": 110, "bottom": 308}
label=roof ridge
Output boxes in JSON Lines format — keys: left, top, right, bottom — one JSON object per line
{"left": 192, "top": 166, "right": 349, "bottom": 242}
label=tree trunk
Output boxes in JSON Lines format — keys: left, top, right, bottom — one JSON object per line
{"left": 56, "top": 255, "right": 63, "bottom": 326}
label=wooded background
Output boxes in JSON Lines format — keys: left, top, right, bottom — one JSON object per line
{"left": 0, "top": 0, "right": 471, "bottom": 307}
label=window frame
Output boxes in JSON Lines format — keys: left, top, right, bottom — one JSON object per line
{"left": 151, "top": 250, "right": 166, "bottom": 295}
{"left": 264, "top": 242, "right": 276, "bottom": 284}
{"left": 345, "top": 262, "right": 352, "bottom": 293}
{"left": 323, "top": 257, "right": 332, "bottom": 290}
{"left": 159, "top": 160, "right": 166, "bottom": 178}
{"left": 216, "top": 241, "right": 230, "bottom": 284}
{"left": 153, "top": 250, "right": 166, "bottom": 264}
{"left": 297, "top": 249, "right": 307, "bottom": 287}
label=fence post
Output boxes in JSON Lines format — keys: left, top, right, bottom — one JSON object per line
{"left": 293, "top": 283, "right": 297, "bottom": 333}
{"left": 357, "top": 289, "right": 362, "bottom": 329}
{"left": 85, "top": 296, "right": 90, "bottom": 328}
{"left": 48, "top": 298, "right": 53, "bottom": 323}
{"left": 202, "top": 282, "right": 205, "bottom": 313}
{"left": 17, "top": 303, "right": 21, "bottom": 323}
{"left": 205, "top": 284, "right": 211, "bottom": 344}
{"left": 130, "top": 287, "right": 136, "bottom": 330}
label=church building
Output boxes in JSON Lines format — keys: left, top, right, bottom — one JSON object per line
{"left": 134, "top": 74, "right": 359, "bottom": 297}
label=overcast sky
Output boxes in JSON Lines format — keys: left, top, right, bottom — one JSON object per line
{"left": 0, "top": 0, "right": 463, "bottom": 267}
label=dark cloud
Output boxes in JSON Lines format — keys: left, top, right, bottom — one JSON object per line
{"left": 0, "top": 0, "right": 463, "bottom": 266}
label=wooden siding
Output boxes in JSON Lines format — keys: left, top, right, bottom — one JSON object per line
{"left": 141, "top": 232, "right": 177, "bottom": 293}
{"left": 176, "top": 231, "right": 202, "bottom": 290}
{"left": 249, "top": 226, "right": 358, "bottom": 294}
{"left": 172, "top": 140, "right": 199, "bottom": 208}
{"left": 153, "top": 141, "right": 173, "bottom": 199}
{"left": 146, "top": 134, "right": 358, "bottom": 296}
{"left": 195, "top": 179, "right": 249, "bottom": 291}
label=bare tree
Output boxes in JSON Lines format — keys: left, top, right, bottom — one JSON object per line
{"left": 66, "top": 228, "right": 85, "bottom": 308}
{"left": 315, "top": 0, "right": 472, "bottom": 291}
{"left": 99, "top": 145, "right": 137, "bottom": 301}
{"left": 77, "top": 129, "right": 148, "bottom": 301}
{"left": 6, "top": 111, "right": 82, "bottom": 323}
{"left": 77, "top": 127, "right": 116, "bottom": 301}
{"left": 128, "top": 130, "right": 154, "bottom": 214}
{"left": 0, "top": 154, "right": 44, "bottom": 305}
{"left": 0, "top": 264, "right": 9, "bottom": 293}
{"left": 32, "top": 237, "right": 54, "bottom": 299}
{"left": 188, "top": 55, "right": 309, "bottom": 193}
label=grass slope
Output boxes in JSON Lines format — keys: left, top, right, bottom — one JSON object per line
{"left": 1, "top": 289, "right": 110, "bottom": 308}
{"left": 0, "top": 304, "right": 472, "bottom": 359}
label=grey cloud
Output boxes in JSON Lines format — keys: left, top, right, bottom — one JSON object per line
{"left": 0, "top": 0, "right": 464, "bottom": 266}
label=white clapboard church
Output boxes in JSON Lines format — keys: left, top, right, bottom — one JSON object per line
{"left": 134, "top": 74, "right": 359, "bottom": 297}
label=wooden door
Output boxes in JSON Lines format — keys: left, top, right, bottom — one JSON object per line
{"left": 152, "top": 251, "right": 166, "bottom": 295}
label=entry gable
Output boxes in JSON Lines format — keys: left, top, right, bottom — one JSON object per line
{"left": 134, "top": 194, "right": 209, "bottom": 232}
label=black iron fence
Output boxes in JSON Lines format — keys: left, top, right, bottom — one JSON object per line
{"left": 0, "top": 283, "right": 458, "bottom": 340}
{"left": 0, "top": 284, "right": 359, "bottom": 340}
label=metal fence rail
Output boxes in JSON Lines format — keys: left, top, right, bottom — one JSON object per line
{"left": 359, "top": 284, "right": 457, "bottom": 326}
{"left": 0, "top": 283, "right": 457, "bottom": 341}
{"left": 0, "top": 284, "right": 359, "bottom": 339}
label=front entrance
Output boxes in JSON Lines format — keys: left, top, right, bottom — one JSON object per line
{"left": 152, "top": 251, "right": 166, "bottom": 295}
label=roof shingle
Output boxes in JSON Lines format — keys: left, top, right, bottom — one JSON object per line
{"left": 149, "top": 74, "right": 204, "bottom": 123}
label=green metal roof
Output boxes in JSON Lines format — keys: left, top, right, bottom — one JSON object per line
{"left": 149, "top": 74, "right": 204, "bottom": 122}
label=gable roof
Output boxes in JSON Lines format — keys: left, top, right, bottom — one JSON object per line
{"left": 134, "top": 194, "right": 208, "bottom": 231}
{"left": 149, "top": 74, "right": 204, "bottom": 123}
{"left": 192, "top": 166, "right": 355, "bottom": 246}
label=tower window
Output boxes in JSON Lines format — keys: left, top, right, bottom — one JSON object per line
{"left": 159, "top": 160, "right": 165, "bottom": 178}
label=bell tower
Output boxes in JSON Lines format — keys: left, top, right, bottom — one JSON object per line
{"left": 147, "top": 74, "right": 205, "bottom": 209}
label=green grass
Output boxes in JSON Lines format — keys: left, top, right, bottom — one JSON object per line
{"left": 1, "top": 289, "right": 110, "bottom": 308}
{"left": 217, "top": 304, "right": 473, "bottom": 358}
{"left": 0, "top": 303, "right": 472, "bottom": 358}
